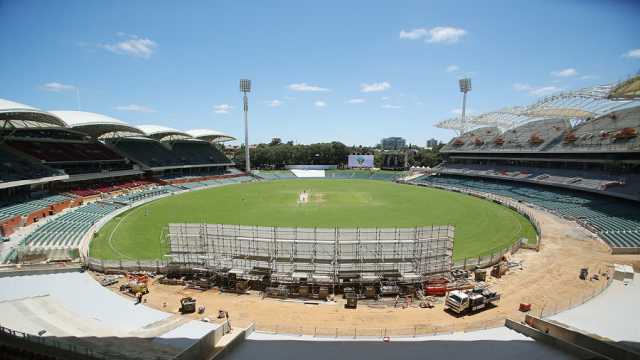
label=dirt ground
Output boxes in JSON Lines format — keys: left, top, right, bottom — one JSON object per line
{"left": 96, "top": 203, "right": 640, "bottom": 336}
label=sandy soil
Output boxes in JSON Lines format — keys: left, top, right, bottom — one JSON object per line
{"left": 97, "top": 203, "right": 639, "bottom": 336}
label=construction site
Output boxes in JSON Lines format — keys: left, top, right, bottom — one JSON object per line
{"left": 164, "top": 224, "right": 454, "bottom": 299}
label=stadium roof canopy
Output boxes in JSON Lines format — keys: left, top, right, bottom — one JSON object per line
{"left": 49, "top": 110, "right": 145, "bottom": 139}
{"left": 0, "top": 98, "right": 67, "bottom": 128}
{"left": 137, "top": 124, "right": 192, "bottom": 141}
{"left": 436, "top": 77, "right": 640, "bottom": 135}
{"left": 608, "top": 75, "right": 640, "bottom": 100}
{"left": 187, "top": 128, "right": 236, "bottom": 143}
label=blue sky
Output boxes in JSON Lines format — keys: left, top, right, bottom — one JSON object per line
{"left": 1, "top": 0, "right": 639, "bottom": 146}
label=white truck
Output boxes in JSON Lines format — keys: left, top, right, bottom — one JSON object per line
{"left": 445, "top": 288, "right": 500, "bottom": 314}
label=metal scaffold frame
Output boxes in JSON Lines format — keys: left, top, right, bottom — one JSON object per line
{"left": 167, "top": 224, "right": 454, "bottom": 283}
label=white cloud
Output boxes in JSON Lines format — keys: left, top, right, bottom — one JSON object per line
{"left": 579, "top": 75, "right": 598, "bottom": 80}
{"left": 513, "top": 83, "right": 533, "bottom": 92}
{"left": 513, "top": 83, "right": 561, "bottom": 96}
{"left": 214, "top": 104, "right": 233, "bottom": 114}
{"left": 40, "top": 82, "right": 76, "bottom": 92}
{"left": 399, "top": 28, "right": 429, "bottom": 40}
{"left": 623, "top": 48, "right": 640, "bottom": 59}
{"left": 530, "top": 86, "right": 561, "bottom": 96}
{"left": 360, "top": 81, "right": 391, "bottom": 93}
{"left": 381, "top": 104, "right": 401, "bottom": 109}
{"left": 287, "top": 83, "right": 330, "bottom": 92}
{"left": 551, "top": 68, "right": 578, "bottom": 77}
{"left": 102, "top": 34, "right": 157, "bottom": 59}
{"left": 265, "top": 100, "right": 283, "bottom": 107}
{"left": 314, "top": 101, "right": 327, "bottom": 108}
{"left": 115, "top": 104, "right": 156, "bottom": 113}
{"left": 380, "top": 96, "right": 390, "bottom": 101}
{"left": 346, "top": 98, "right": 365, "bottom": 104}
{"left": 428, "top": 27, "right": 467, "bottom": 43}
{"left": 446, "top": 65, "right": 459, "bottom": 73}
{"left": 401, "top": 26, "right": 467, "bottom": 44}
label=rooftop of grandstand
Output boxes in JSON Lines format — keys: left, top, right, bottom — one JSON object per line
{"left": 0, "top": 98, "right": 67, "bottom": 128}
{"left": 137, "top": 124, "right": 192, "bottom": 141}
{"left": 187, "top": 128, "right": 236, "bottom": 142}
{"left": 436, "top": 77, "right": 640, "bottom": 135}
{"left": 609, "top": 75, "right": 640, "bottom": 100}
{"left": 49, "top": 110, "right": 145, "bottom": 139}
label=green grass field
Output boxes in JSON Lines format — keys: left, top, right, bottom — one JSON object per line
{"left": 90, "top": 179, "right": 537, "bottom": 260}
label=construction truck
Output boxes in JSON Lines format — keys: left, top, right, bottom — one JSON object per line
{"left": 445, "top": 288, "right": 500, "bottom": 315}
{"left": 179, "top": 297, "right": 196, "bottom": 314}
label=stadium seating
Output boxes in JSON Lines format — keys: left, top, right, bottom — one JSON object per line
{"left": 7, "top": 140, "right": 123, "bottom": 162}
{"left": 0, "top": 148, "right": 63, "bottom": 183}
{"left": 108, "top": 137, "right": 182, "bottom": 168}
{"left": 437, "top": 163, "right": 638, "bottom": 197}
{"left": 110, "top": 186, "right": 171, "bottom": 204}
{"left": 253, "top": 170, "right": 297, "bottom": 179}
{"left": 169, "top": 140, "right": 230, "bottom": 165}
{"left": 546, "top": 106, "right": 640, "bottom": 153}
{"left": 6, "top": 139, "right": 133, "bottom": 175}
{"left": 412, "top": 174, "right": 640, "bottom": 249}
{"left": 0, "top": 194, "right": 74, "bottom": 222}
{"left": 23, "top": 202, "right": 122, "bottom": 249}
{"left": 442, "top": 119, "right": 570, "bottom": 153}
{"left": 19, "top": 176, "right": 254, "bottom": 251}
{"left": 108, "top": 138, "right": 231, "bottom": 168}
{"left": 324, "top": 170, "right": 403, "bottom": 181}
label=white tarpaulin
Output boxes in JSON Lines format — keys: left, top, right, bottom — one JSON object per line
{"left": 290, "top": 169, "right": 325, "bottom": 178}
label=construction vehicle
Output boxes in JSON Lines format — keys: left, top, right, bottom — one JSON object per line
{"left": 579, "top": 267, "right": 588, "bottom": 280}
{"left": 344, "top": 291, "right": 358, "bottom": 309}
{"left": 179, "top": 297, "right": 196, "bottom": 314}
{"left": 445, "top": 288, "right": 500, "bottom": 315}
{"left": 119, "top": 282, "right": 148, "bottom": 297}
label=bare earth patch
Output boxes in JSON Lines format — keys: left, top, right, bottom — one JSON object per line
{"left": 99, "top": 201, "right": 639, "bottom": 336}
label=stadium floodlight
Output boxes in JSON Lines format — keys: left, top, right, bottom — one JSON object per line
{"left": 459, "top": 78, "right": 472, "bottom": 135}
{"left": 240, "top": 79, "right": 251, "bottom": 173}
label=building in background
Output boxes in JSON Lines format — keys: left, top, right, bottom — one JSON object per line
{"left": 426, "top": 138, "right": 439, "bottom": 149}
{"left": 380, "top": 137, "right": 406, "bottom": 150}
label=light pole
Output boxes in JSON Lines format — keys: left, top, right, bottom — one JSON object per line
{"left": 459, "top": 78, "right": 472, "bottom": 135}
{"left": 240, "top": 79, "right": 251, "bottom": 173}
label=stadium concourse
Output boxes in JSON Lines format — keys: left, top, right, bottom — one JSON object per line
{"left": 0, "top": 77, "right": 639, "bottom": 360}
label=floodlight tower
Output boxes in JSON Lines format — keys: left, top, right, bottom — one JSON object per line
{"left": 240, "top": 79, "right": 252, "bottom": 173}
{"left": 459, "top": 78, "right": 472, "bottom": 135}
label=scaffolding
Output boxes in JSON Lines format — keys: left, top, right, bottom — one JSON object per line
{"left": 167, "top": 224, "right": 454, "bottom": 284}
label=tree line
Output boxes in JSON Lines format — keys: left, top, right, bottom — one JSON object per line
{"left": 229, "top": 138, "right": 443, "bottom": 169}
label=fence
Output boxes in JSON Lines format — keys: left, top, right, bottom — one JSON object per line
{"left": 0, "top": 325, "right": 111, "bottom": 360}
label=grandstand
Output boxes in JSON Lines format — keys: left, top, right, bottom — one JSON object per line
{"left": 429, "top": 77, "right": 640, "bottom": 252}
{"left": 411, "top": 174, "right": 640, "bottom": 251}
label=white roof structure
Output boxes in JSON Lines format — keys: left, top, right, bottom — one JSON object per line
{"left": 436, "top": 77, "right": 640, "bottom": 135}
{"left": 49, "top": 110, "right": 144, "bottom": 138}
{"left": 0, "top": 98, "right": 67, "bottom": 128}
{"left": 187, "top": 128, "right": 236, "bottom": 143}
{"left": 137, "top": 124, "right": 192, "bottom": 141}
